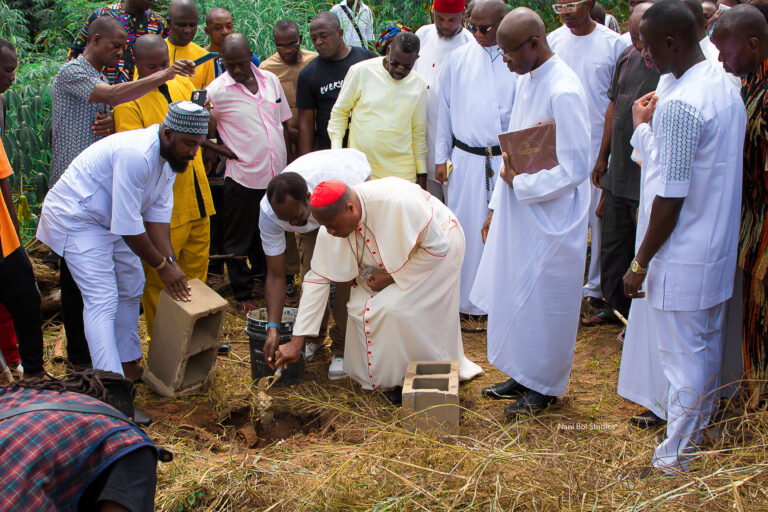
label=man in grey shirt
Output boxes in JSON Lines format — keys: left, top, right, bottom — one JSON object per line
{"left": 48, "top": 14, "right": 195, "bottom": 373}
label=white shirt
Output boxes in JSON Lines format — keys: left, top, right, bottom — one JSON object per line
{"left": 331, "top": 0, "right": 375, "bottom": 47}
{"left": 630, "top": 60, "right": 746, "bottom": 311}
{"left": 547, "top": 23, "right": 629, "bottom": 162}
{"left": 37, "top": 125, "right": 175, "bottom": 255}
{"left": 258, "top": 149, "right": 371, "bottom": 256}
{"left": 412, "top": 25, "right": 474, "bottom": 174}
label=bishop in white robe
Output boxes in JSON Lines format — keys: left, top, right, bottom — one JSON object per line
{"left": 434, "top": 0, "right": 516, "bottom": 316}
{"left": 413, "top": 5, "right": 474, "bottom": 200}
{"left": 470, "top": 9, "right": 591, "bottom": 417}
{"left": 548, "top": 9, "right": 629, "bottom": 300}
{"left": 270, "top": 177, "right": 482, "bottom": 401}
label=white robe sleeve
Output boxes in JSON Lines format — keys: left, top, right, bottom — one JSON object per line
{"left": 258, "top": 207, "right": 287, "bottom": 257}
{"left": 111, "top": 148, "right": 155, "bottom": 235}
{"left": 434, "top": 62, "right": 454, "bottom": 165}
{"left": 391, "top": 218, "right": 450, "bottom": 289}
{"left": 291, "top": 270, "right": 330, "bottom": 337}
{"left": 327, "top": 65, "right": 361, "bottom": 149}
{"left": 512, "top": 87, "right": 591, "bottom": 205}
{"left": 630, "top": 122, "right": 656, "bottom": 168}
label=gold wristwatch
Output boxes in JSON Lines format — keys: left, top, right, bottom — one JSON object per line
{"left": 630, "top": 259, "right": 647, "bottom": 275}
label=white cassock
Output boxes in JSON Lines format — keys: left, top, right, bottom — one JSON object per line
{"left": 413, "top": 24, "right": 474, "bottom": 200}
{"left": 36, "top": 126, "right": 175, "bottom": 375}
{"left": 548, "top": 24, "right": 629, "bottom": 299}
{"left": 618, "top": 61, "right": 745, "bottom": 471}
{"left": 292, "top": 177, "right": 483, "bottom": 390}
{"left": 470, "top": 56, "right": 591, "bottom": 397}
{"left": 435, "top": 41, "right": 516, "bottom": 315}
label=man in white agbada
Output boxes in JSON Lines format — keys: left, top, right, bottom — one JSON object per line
{"left": 267, "top": 177, "right": 483, "bottom": 403}
{"left": 412, "top": 0, "right": 473, "bottom": 200}
{"left": 36, "top": 101, "right": 209, "bottom": 379}
{"left": 470, "top": 8, "right": 591, "bottom": 417}
{"left": 548, "top": 0, "right": 629, "bottom": 305}
{"left": 619, "top": 1, "right": 745, "bottom": 472}
{"left": 434, "top": 0, "right": 516, "bottom": 316}
{"left": 260, "top": 149, "right": 370, "bottom": 380}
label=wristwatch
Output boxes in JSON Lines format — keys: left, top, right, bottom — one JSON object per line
{"left": 165, "top": 256, "right": 178, "bottom": 265}
{"left": 630, "top": 259, "right": 647, "bottom": 275}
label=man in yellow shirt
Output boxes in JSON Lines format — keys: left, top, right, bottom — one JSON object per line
{"left": 113, "top": 34, "right": 219, "bottom": 350}
{"left": 165, "top": 0, "right": 215, "bottom": 90}
{"left": 327, "top": 32, "right": 427, "bottom": 187}
{"left": 0, "top": 139, "right": 44, "bottom": 378}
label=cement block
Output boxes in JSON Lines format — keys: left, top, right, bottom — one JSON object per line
{"left": 402, "top": 360, "right": 460, "bottom": 434}
{"left": 142, "top": 279, "right": 228, "bottom": 398}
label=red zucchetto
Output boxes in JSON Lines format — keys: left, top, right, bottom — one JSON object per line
{"left": 310, "top": 180, "right": 348, "bottom": 207}
{"left": 433, "top": 0, "right": 465, "bottom": 14}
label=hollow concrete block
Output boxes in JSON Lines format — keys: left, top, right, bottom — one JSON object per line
{"left": 402, "top": 361, "right": 460, "bottom": 434}
{"left": 142, "top": 279, "right": 228, "bottom": 398}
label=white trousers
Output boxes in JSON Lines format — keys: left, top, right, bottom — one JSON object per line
{"left": 648, "top": 302, "right": 725, "bottom": 472}
{"left": 63, "top": 237, "right": 145, "bottom": 375}
{"left": 583, "top": 182, "right": 601, "bottom": 299}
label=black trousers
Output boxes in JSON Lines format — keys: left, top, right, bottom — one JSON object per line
{"left": 222, "top": 178, "right": 266, "bottom": 302}
{"left": 599, "top": 189, "right": 639, "bottom": 318}
{"left": 208, "top": 185, "right": 225, "bottom": 276}
{"left": 60, "top": 259, "right": 92, "bottom": 367}
{"left": 0, "top": 247, "right": 44, "bottom": 373}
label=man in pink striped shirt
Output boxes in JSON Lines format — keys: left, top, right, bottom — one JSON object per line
{"left": 207, "top": 33, "right": 292, "bottom": 311}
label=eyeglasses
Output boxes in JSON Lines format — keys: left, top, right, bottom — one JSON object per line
{"left": 275, "top": 40, "right": 301, "bottom": 49}
{"left": 467, "top": 20, "right": 500, "bottom": 34}
{"left": 497, "top": 35, "right": 538, "bottom": 58}
{"left": 551, "top": 0, "right": 589, "bottom": 14}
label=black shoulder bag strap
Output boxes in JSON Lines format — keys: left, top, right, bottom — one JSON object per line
{"left": 340, "top": 4, "right": 366, "bottom": 47}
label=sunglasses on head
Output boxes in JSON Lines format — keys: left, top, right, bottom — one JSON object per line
{"left": 552, "top": 0, "right": 589, "bottom": 13}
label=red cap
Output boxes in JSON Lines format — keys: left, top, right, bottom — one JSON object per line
{"left": 433, "top": 0, "right": 465, "bottom": 14}
{"left": 311, "top": 180, "right": 348, "bottom": 207}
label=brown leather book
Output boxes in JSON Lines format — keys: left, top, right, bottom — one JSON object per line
{"left": 497, "top": 122, "right": 558, "bottom": 175}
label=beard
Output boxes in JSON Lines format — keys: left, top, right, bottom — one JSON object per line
{"left": 167, "top": 155, "right": 191, "bottom": 173}
{"left": 437, "top": 25, "right": 462, "bottom": 40}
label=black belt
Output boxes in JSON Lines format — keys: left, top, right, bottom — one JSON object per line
{"left": 452, "top": 138, "right": 500, "bottom": 203}
{"left": 453, "top": 138, "right": 502, "bottom": 157}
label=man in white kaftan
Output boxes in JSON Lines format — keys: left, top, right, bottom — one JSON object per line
{"left": 618, "top": 1, "right": 745, "bottom": 472}
{"left": 471, "top": 8, "right": 591, "bottom": 417}
{"left": 413, "top": 0, "right": 474, "bottom": 200}
{"left": 434, "top": 0, "right": 516, "bottom": 316}
{"left": 271, "top": 177, "right": 483, "bottom": 400}
{"left": 548, "top": 0, "right": 629, "bottom": 301}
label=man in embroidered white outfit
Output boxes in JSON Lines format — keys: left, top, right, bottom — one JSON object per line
{"left": 434, "top": 0, "right": 516, "bottom": 316}
{"left": 470, "top": 8, "right": 592, "bottom": 417}
{"left": 413, "top": 0, "right": 473, "bottom": 200}
{"left": 620, "top": 0, "right": 745, "bottom": 472}
{"left": 267, "top": 178, "right": 483, "bottom": 403}
{"left": 548, "top": 0, "right": 629, "bottom": 305}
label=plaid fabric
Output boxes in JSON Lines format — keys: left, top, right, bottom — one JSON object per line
{"left": 0, "top": 388, "right": 154, "bottom": 511}
{"left": 67, "top": 3, "right": 167, "bottom": 84}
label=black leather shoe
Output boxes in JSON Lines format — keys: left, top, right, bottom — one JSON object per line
{"left": 482, "top": 378, "right": 528, "bottom": 399}
{"left": 218, "top": 342, "right": 230, "bottom": 356}
{"left": 629, "top": 409, "right": 665, "bottom": 429}
{"left": 285, "top": 275, "right": 297, "bottom": 297}
{"left": 133, "top": 408, "right": 152, "bottom": 427}
{"left": 384, "top": 387, "right": 403, "bottom": 406}
{"left": 504, "top": 390, "right": 557, "bottom": 418}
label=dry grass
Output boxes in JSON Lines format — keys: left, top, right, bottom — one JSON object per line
{"left": 31, "top": 297, "right": 768, "bottom": 511}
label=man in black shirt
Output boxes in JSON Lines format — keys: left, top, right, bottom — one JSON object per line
{"left": 296, "top": 12, "right": 376, "bottom": 155}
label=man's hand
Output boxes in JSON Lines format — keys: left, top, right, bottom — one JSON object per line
{"left": 632, "top": 91, "right": 658, "bottom": 130}
{"left": 623, "top": 268, "right": 646, "bottom": 299}
{"left": 202, "top": 146, "right": 219, "bottom": 176}
{"left": 435, "top": 163, "right": 449, "bottom": 185}
{"left": 366, "top": 271, "right": 394, "bottom": 292}
{"left": 263, "top": 326, "right": 281, "bottom": 367}
{"left": 592, "top": 158, "right": 608, "bottom": 188}
{"left": 416, "top": 174, "right": 427, "bottom": 190}
{"left": 499, "top": 152, "right": 517, "bottom": 187}
{"left": 481, "top": 210, "right": 493, "bottom": 244}
{"left": 92, "top": 112, "right": 115, "bottom": 137}
{"left": 706, "top": 8, "right": 722, "bottom": 31}
{"left": 159, "top": 262, "right": 191, "bottom": 301}
{"left": 271, "top": 336, "right": 304, "bottom": 370}
{"left": 165, "top": 58, "right": 196, "bottom": 79}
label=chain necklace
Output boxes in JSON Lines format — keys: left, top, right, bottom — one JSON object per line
{"left": 348, "top": 195, "right": 372, "bottom": 280}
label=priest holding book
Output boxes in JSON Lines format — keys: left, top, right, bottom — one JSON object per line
{"left": 471, "top": 8, "right": 592, "bottom": 417}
